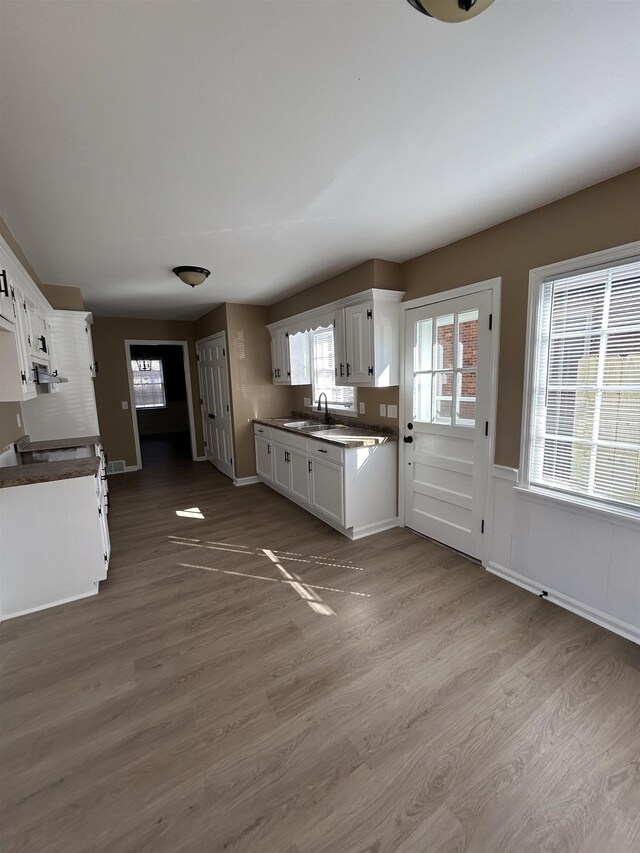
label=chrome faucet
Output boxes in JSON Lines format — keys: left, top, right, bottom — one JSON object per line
{"left": 316, "top": 392, "right": 333, "bottom": 425}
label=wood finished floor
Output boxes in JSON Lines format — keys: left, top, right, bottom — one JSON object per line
{"left": 1, "top": 457, "right": 639, "bottom": 853}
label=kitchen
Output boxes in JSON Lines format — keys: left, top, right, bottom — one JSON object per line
{"left": 1, "top": 2, "right": 639, "bottom": 851}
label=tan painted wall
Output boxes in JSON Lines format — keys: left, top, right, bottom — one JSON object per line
{"left": 226, "top": 304, "right": 293, "bottom": 479}
{"left": 42, "top": 283, "right": 85, "bottom": 311}
{"left": 92, "top": 316, "right": 204, "bottom": 467}
{"left": 269, "top": 168, "right": 640, "bottom": 469}
{"left": 267, "top": 259, "right": 404, "bottom": 324}
{"left": 0, "top": 402, "right": 23, "bottom": 451}
{"left": 402, "top": 168, "right": 640, "bottom": 467}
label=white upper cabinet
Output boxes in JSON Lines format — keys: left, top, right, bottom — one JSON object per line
{"left": 0, "top": 268, "right": 17, "bottom": 325}
{"left": 268, "top": 289, "right": 404, "bottom": 388}
{"left": 0, "top": 238, "right": 80, "bottom": 403}
{"left": 270, "top": 327, "right": 291, "bottom": 384}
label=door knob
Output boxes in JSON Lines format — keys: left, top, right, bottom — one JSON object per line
{"left": 208, "top": 413, "right": 215, "bottom": 419}
{"left": 403, "top": 436, "right": 414, "bottom": 443}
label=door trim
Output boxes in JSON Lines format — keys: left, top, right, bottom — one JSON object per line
{"left": 124, "top": 339, "right": 199, "bottom": 471}
{"left": 399, "top": 277, "right": 502, "bottom": 563}
{"left": 195, "top": 331, "right": 235, "bottom": 480}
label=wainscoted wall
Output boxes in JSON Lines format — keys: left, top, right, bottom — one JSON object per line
{"left": 486, "top": 466, "right": 640, "bottom": 643}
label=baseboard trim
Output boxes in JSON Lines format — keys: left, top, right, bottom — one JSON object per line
{"left": 108, "top": 464, "right": 140, "bottom": 475}
{"left": 1, "top": 585, "right": 100, "bottom": 622}
{"left": 233, "top": 475, "right": 261, "bottom": 487}
{"left": 486, "top": 562, "right": 639, "bottom": 645}
{"left": 350, "top": 517, "right": 401, "bottom": 540}
{"left": 195, "top": 455, "right": 207, "bottom": 462}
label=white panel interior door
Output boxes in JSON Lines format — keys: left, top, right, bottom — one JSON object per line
{"left": 403, "top": 290, "right": 493, "bottom": 559}
{"left": 197, "top": 333, "right": 234, "bottom": 479}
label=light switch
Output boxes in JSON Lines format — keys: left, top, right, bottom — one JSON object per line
{"left": 304, "top": 397, "right": 311, "bottom": 407}
{"left": 359, "top": 402, "right": 365, "bottom": 415}
{"left": 379, "top": 404, "right": 387, "bottom": 417}
{"left": 16, "top": 412, "right": 22, "bottom": 428}
{"left": 122, "top": 401, "right": 129, "bottom": 410}
{"left": 387, "top": 404, "right": 398, "bottom": 418}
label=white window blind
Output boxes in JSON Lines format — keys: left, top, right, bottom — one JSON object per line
{"left": 529, "top": 257, "right": 640, "bottom": 509}
{"left": 312, "top": 327, "right": 356, "bottom": 412}
{"left": 131, "top": 359, "right": 167, "bottom": 409}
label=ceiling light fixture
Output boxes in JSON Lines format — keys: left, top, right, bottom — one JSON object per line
{"left": 406, "top": 0, "right": 495, "bottom": 22}
{"left": 172, "top": 266, "right": 211, "bottom": 288}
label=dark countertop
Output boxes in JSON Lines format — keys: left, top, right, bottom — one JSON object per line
{"left": 0, "top": 457, "right": 100, "bottom": 489}
{"left": 16, "top": 434, "right": 101, "bottom": 452}
{"left": 253, "top": 418, "right": 397, "bottom": 448}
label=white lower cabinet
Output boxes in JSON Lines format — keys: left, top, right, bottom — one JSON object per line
{"left": 254, "top": 423, "right": 397, "bottom": 539}
{"left": 310, "top": 456, "right": 343, "bottom": 524}
{"left": 0, "top": 466, "right": 110, "bottom": 620}
{"left": 255, "top": 434, "right": 273, "bottom": 481}
{"left": 290, "top": 448, "right": 311, "bottom": 505}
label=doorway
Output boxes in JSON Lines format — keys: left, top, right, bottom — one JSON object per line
{"left": 125, "top": 340, "right": 198, "bottom": 469}
{"left": 401, "top": 279, "right": 500, "bottom": 561}
{"left": 196, "top": 332, "right": 234, "bottom": 479}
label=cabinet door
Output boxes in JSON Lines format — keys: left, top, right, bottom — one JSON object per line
{"left": 85, "top": 322, "right": 97, "bottom": 377}
{"left": 255, "top": 436, "right": 273, "bottom": 481}
{"left": 333, "top": 309, "right": 348, "bottom": 386}
{"left": 345, "top": 302, "right": 373, "bottom": 385}
{"left": 290, "top": 448, "right": 310, "bottom": 505}
{"left": 271, "top": 329, "right": 291, "bottom": 385}
{"left": 273, "top": 443, "right": 292, "bottom": 491}
{"left": 311, "top": 457, "right": 344, "bottom": 525}
{"left": 0, "top": 268, "right": 17, "bottom": 324}
{"left": 15, "top": 292, "right": 36, "bottom": 397}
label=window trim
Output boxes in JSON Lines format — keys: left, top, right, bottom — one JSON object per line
{"left": 309, "top": 326, "right": 358, "bottom": 418}
{"left": 520, "top": 241, "right": 640, "bottom": 518}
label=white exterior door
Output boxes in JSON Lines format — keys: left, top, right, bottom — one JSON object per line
{"left": 403, "top": 289, "right": 493, "bottom": 559}
{"left": 197, "top": 333, "right": 234, "bottom": 479}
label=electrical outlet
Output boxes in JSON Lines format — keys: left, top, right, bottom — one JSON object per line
{"left": 122, "top": 401, "right": 129, "bottom": 410}
{"left": 304, "top": 397, "right": 311, "bottom": 407}
{"left": 379, "top": 404, "right": 387, "bottom": 417}
{"left": 359, "top": 402, "right": 365, "bottom": 415}
{"left": 387, "top": 404, "right": 398, "bottom": 418}
{"left": 16, "top": 412, "right": 22, "bottom": 428}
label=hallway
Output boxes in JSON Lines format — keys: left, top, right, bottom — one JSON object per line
{"left": 1, "top": 459, "right": 638, "bottom": 852}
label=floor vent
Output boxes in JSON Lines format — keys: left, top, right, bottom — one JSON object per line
{"left": 107, "top": 460, "right": 126, "bottom": 474}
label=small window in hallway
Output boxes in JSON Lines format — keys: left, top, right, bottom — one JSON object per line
{"left": 131, "top": 358, "right": 166, "bottom": 409}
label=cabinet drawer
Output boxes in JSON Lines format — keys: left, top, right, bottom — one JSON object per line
{"left": 253, "top": 423, "right": 271, "bottom": 440}
{"left": 308, "top": 439, "right": 343, "bottom": 465}
{"left": 273, "top": 428, "right": 309, "bottom": 453}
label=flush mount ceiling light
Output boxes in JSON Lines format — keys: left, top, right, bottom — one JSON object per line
{"left": 406, "top": 0, "right": 495, "bottom": 22}
{"left": 172, "top": 265, "right": 211, "bottom": 288}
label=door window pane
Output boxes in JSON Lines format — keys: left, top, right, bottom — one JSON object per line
{"left": 435, "top": 314, "right": 454, "bottom": 370}
{"left": 433, "top": 371, "right": 453, "bottom": 424}
{"left": 456, "top": 370, "right": 476, "bottom": 426}
{"left": 458, "top": 310, "right": 479, "bottom": 368}
{"left": 414, "top": 318, "right": 433, "bottom": 372}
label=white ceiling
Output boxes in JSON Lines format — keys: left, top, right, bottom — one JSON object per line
{"left": 1, "top": 0, "right": 639, "bottom": 320}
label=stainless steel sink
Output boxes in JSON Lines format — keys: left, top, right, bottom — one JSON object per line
{"left": 284, "top": 421, "right": 331, "bottom": 432}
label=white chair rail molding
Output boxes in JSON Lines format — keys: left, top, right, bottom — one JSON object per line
{"left": 486, "top": 241, "right": 640, "bottom": 644}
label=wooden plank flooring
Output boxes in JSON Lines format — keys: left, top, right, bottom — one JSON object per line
{"left": 1, "top": 457, "right": 639, "bottom": 852}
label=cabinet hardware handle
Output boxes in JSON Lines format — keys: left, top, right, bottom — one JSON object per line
{"left": 346, "top": 363, "right": 351, "bottom": 377}
{"left": 317, "top": 448, "right": 328, "bottom": 453}
{"left": 208, "top": 412, "right": 215, "bottom": 419}
{"left": 0, "top": 270, "right": 8, "bottom": 296}
{"left": 308, "top": 460, "right": 312, "bottom": 473}
{"left": 38, "top": 335, "right": 48, "bottom": 353}
{"left": 257, "top": 428, "right": 264, "bottom": 433}
{"left": 403, "top": 436, "right": 414, "bottom": 444}
{"left": 340, "top": 363, "right": 344, "bottom": 378}
{"left": 267, "top": 444, "right": 271, "bottom": 454}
